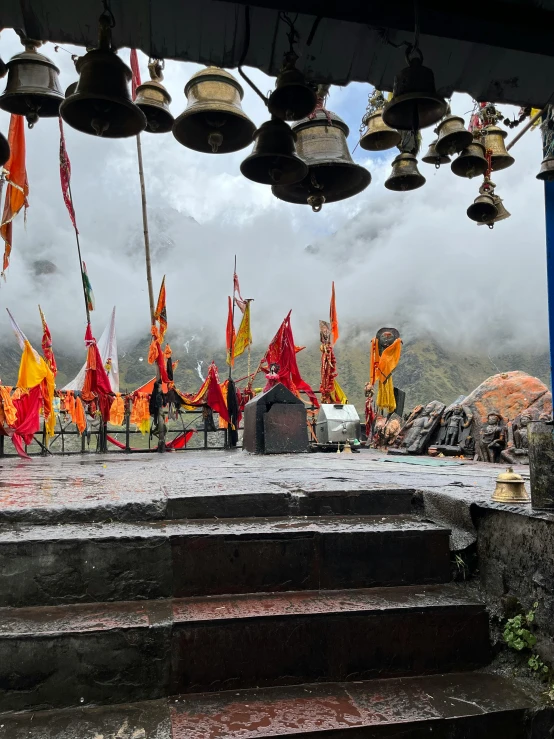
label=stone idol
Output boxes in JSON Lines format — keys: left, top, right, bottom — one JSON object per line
{"left": 389, "top": 400, "right": 445, "bottom": 456}
{"left": 501, "top": 412, "right": 535, "bottom": 465}
{"left": 432, "top": 399, "right": 474, "bottom": 457}
{"left": 477, "top": 411, "right": 507, "bottom": 463}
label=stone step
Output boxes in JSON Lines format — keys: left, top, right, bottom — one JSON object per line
{"left": 0, "top": 584, "right": 490, "bottom": 712}
{"left": 0, "top": 673, "right": 549, "bottom": 738}
{"left": 0, "top": 514, "right": 450, "bottom": 607}
{"left": 0, "top": 486, "right": 417, "bottom": 525}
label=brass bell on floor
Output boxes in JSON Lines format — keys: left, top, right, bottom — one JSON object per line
{"left": 0, "top": 131, "right": 10, "bottom": 167}
{"left": 382, "top": 50, "right": 447, "bottom": 131}
{"left": 240, "top": 117, "right": 308, "bottom": 185}
{"left": 537, "top": 155, "right": 554, "bottom": 181}
{"left": 268, "top": 55, "right": 317, "bottom": 121}
{"left": 421, "top": 139, "right": 450, "bottom": 167}
{"left": 385, "top": 152, "right": 426, "bottom": 191}
{"left": 435, "top": 114, "right": 473, "bottom": 157}
{"left": 480, "top": 126, "right": 514, "bottom": 171}
{"left": 135, "top": 60, "right": 174, "bottom": 134}
{"left": 272, "top": 109, "right": 371, "bottom": 211}
{"left": 173, "top": 67, "right": 255, "bottom": 154}
{"left": 467, "top": 187, "right": 498, "bottom": 223}
{"left": 60, "top": 16, "right": 146, "bottom": 138}
{"left": 0, "top": 40, "right": 64, "bottom": 128}
{"left": 492, "top": 468, "right": 530, "bottom": 504}
{"left": 451, "top": 141, "right": 488, "bottom": 179}
{"left": 359, "top": 110, "right": 401, "bottom": 152}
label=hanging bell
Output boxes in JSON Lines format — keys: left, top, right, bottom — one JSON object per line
{"left": 492, "top": 468, "right": 530, "bottom": 504}
{"left": 477, "top": 193, "right": 511, "bottom": 227}
{"left": 173, "top": 67, "right": 255, "bottom": 154}
{"left": 421, "top": 139, "right": 450, "bottom": 167}
{"left": 385, "top": 152, "right": 426, "bottom": 191}
{"left": 435, "top": 114, "right": 473, "bottom": 156}
{"left": 480, "top": 126, "right": 514, "bottom": 171}
{"left": 359, "top": 110, "right": 401, "bottom": 152}
{"left": 467, "top": 187, "right": 498, "bottom": 223}
{"left": 0, "top": 131, "right": 10, "bottom": 168}
{"left": 60, "top": 16, "right": 146, "bottom": 138}
{"left": 268, "top": 54, "right": 317, "bottom": 121}
{"left": 271, "top": 109, "right": 371, "bottom": 211}
{"left": 537, "top": 155, "right": 554, "bottom": 181}
{"left": 382, "top": 49, "right": 447, "bottom": 131}
{"left": 0, "top": 40, "right": 64, "bottom": 128}
{"left": 135, "top": 60, "right": 174, "bottom": 134}
{"left": 451, "top": 141, "right": 488, "bottom": 179}
{"left": 241, "top": 117, "right": 308, "bottom": 186}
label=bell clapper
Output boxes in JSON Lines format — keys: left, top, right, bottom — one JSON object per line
{"left": 208, "top": 130, "right": 224, "bottom": 152}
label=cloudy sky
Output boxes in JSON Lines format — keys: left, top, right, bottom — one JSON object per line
{"left": 0, "top": 28, "right": 549, "bottom": 355}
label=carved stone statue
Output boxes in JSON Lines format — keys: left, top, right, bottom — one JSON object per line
{"left": 501, "top": 412, "right": 533, "bottom": 465}
{"left": 436, "top": 403, "right": 473, "bottom": 455}
{"left": 391, "top": 400, "right": 445, "bottom": 455}
{"left": 479, "top": 412, "right": 506, "bottom": 463}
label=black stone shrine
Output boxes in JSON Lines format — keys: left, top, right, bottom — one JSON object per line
{"left": 243, "top": 383, "right": 308, "bottom": 454}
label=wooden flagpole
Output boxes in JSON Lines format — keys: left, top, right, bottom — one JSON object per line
{"left": 229, "top": 254, "right": 237, "bottom": 380}
{"left": 66, "top": 180, "right": 91, "bottom": 326}
{"left": 136, "top": 134, "right": 155, "bottom": 325}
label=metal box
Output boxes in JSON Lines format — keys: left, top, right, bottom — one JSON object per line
{"left": 316, "top": 404, "right": 361, "bottom": 445}
{"left": 243, "top": 383, "right": 308, "bottom": 454}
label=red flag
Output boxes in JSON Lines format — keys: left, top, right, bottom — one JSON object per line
{"left": 226, "top": 296, "right": 235, "bottom": 366}
{"left": 206, "top": 362, "right": 230, "bottom": 424}
{"left": 130, "top": 49, "right": 141, "bottom": 100}
{"left": 58, "top": 117, "right": 78, "bottom": 233}
{"left": 39, "top": 305, "right": 57, "bottom": 376}
{"left": 330, "top": 281, "right": 339, "bottom": 345}
{"left": 154, "top": 276, "right": 167, "bottom": 342}
{"left": 1, "top": 114, "right": 29, "bottom": 276}
{"left": 82, "top": 324, "right": 113, "bottom": 419}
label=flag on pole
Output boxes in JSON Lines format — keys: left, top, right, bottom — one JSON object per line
{"left": 1, "top": 114, "right": 29, "bottom": 277}
{"left": 226, "top": 295, "right": 236, "bottom": 366}
{"left": 154, "top": 276, "right": 167, "bottom": 342}
{"left": 330, "top": 281, "right": 339, "bottom": 345}
{"left": 39, "top": 305, "right": 57, "bottom": 376}
{"left": 233, "top": 299, "right": 252, "bottom": 359}
{"left": 58, "top": 117, "right": 78, "bottom": 233}
{"left": 130, "top": 49, "right": 142, "bottom": 100}
{"left": 82, "top": 261, "right": 95, "bottom": 312}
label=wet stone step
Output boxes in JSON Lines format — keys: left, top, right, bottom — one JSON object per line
{"left": 0, "top": 673, "right": 550, "bottom": 738}
{"left": 0, "top": 515, "right": 450, "bottom": 607}
{"left": 0, "top": 584, "right": 490, "bottom": 712}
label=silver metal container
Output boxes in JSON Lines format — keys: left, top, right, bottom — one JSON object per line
{"left": 316, "top": 404, "right": 361, "bottom": 444}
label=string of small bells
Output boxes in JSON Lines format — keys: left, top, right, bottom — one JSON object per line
{"left": 0, "top": 5, "right": 548, "bottom": 223}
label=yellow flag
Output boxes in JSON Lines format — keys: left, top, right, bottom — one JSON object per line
{"left": 17, "top": 340, "right": 50, "bottom": 389}
{"left": 233, "top": 300, "right": 252, "bottom": 359}
{"left": 333, "top": 379, "right": 348, "bottom": 405}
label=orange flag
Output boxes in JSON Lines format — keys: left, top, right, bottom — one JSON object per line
{"left": 226, "top": 296, "right": 235, "bottom": 366}
{"left": 1, "top": 115, "right": 29, "bottom": 277}
{"left": 154, "top": 276, "right": 167, "bottom": 342}
{"left": 330, "top": 281, "right": 339, "bottom": 345}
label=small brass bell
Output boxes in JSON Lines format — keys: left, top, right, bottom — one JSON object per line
{"left": 135, "top": 60, "right": 174, "bottom": 134}
{"left": 60, "top": 17, "right": 146, "bottom": 138}
{"left": 492, "top": 467, "right": 530, "bottom": 504}
{"left": 0, "top": 131, "right": 10, "bottom": 168}
{"left": 241, "top": 117, "right": 308, "bottom": 185}
{"left": 421, "top": 139, "right": 450, "bottom": 167}
{"left": 451, "top": 141, "right": 488, "bottom": 179}
{"left": 268, "top": 54, "right": 317, "bottom": 121}
{"left": 477, "top": 193, "right": 511, "bottom": 227}
{"left": 0, "top": 40, "right": 64, "bottom": 127}
{"left": 173, "top": 67, "right": 256, "bottom": 154}
{"left": 272, "top": 108, "right": 371, "bottom": 211}
{"left": 467, "top": 187, "right": 498, "bottom": 223}
{"left": 359, "top": 110, "right": 401, "bottom": 152}
{"left": 385, "top": 152, "right": 426, "bottom": 191}
{"left": 382, "top": 50, "right": 447, "bottom": 131}
{"left": 480, "top": 126, "right": 514, "bottom": 171}
{"left": 537, "top": 155, "right": 554, "bottom": 181}
{"left": 435, "top": 114, "right": 473, "bottom": 157}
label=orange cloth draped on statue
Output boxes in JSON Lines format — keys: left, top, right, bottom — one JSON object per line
{"left": 370, "top": 337, "right": 402, "bottom": 413}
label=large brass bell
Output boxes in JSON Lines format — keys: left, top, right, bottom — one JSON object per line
{"left": 382, "top": 49, "right": 447, "bottom": 131}
{"left": 135, "top": 60, "right": 174, "bottom": 134}
{"left": 478, "top": 192, "right": 510, "bottom": 227}
{"left": 385, "top": 152, "right": 426, "bottom": 191}
{"left": 451, "top": 141, "right": 488, "bottom": 179}
{"left": 467, "top": 186, "right": 498, "bottom": 223}
{"left": 0, "top": 131, "right": 9, "bottom": 168}
{"left": 359, "top": 110, "right": 401, "bottom": 152}
{"left": 268, "top": 55, "right": 317, "bottom": 121}
{"left": 537, "top": 155, "right": 554, "bottom": 181}
{"left": 0, "top": 40, "right": 64, "bottom": 127}
{"left": 60, "top": 17, "right": 146, "bottom": 138}
{"left": 240, "top": 117, "right": 308, "bottom": 186}
{"left": 422, "top": 139, "right": 450, "bottom": 167}
{"left": 435, "top": 114, "right": 473, "bottom": 156}
{"left": 173, "top": 67, "right": 255, "bottom": 154}
{"left": 480, "top": 126, "right": 514, "bottom": 171}
{"left": 492, "top": 467, "right": 530, "bottom": 504}
{"left": 271, "top": 109, "right": 371, "bottom": 211}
